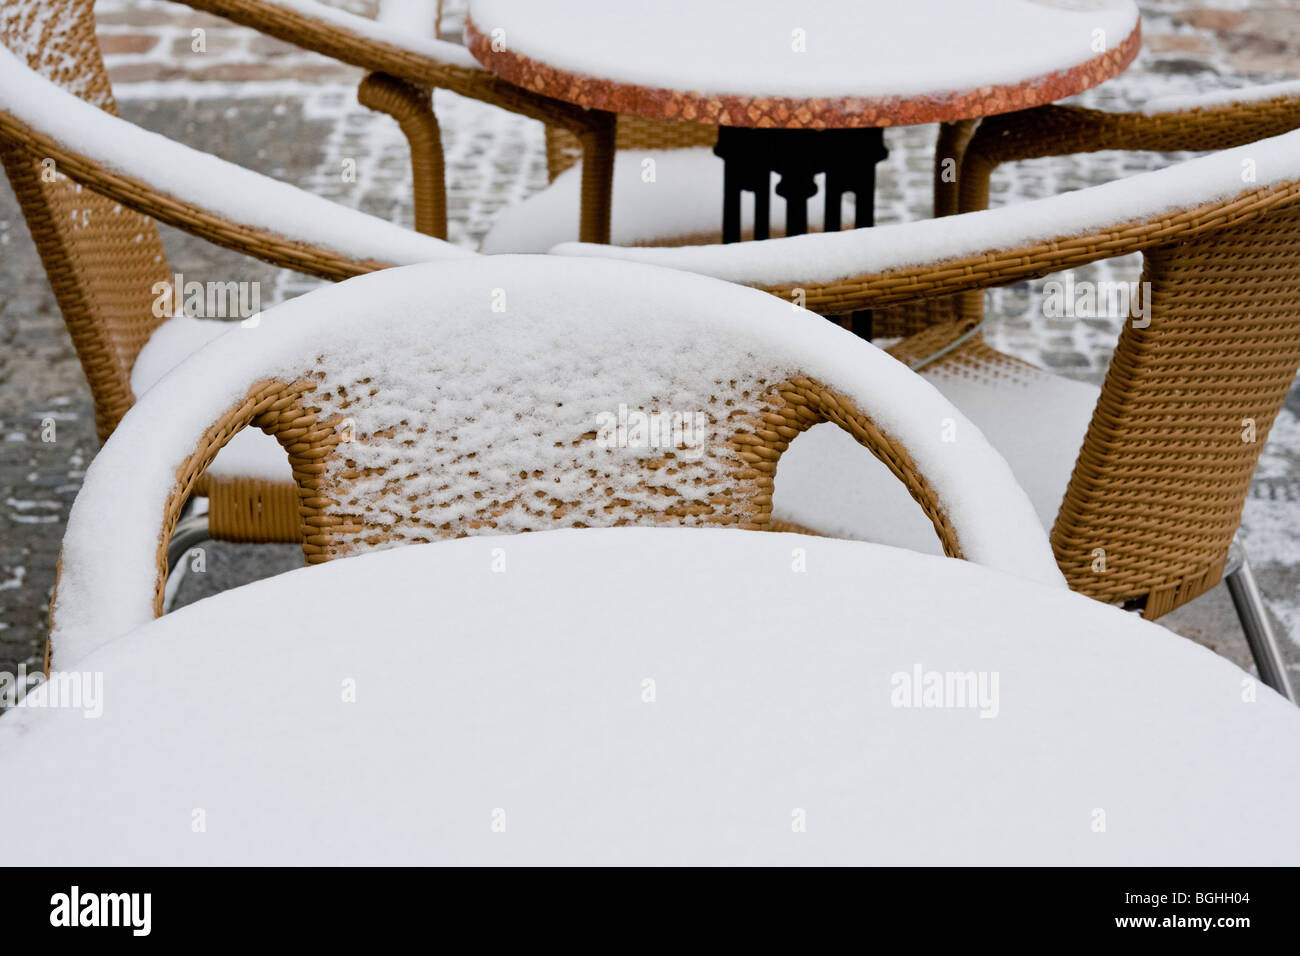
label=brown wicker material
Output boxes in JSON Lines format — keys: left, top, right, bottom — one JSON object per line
{"left": 0, "top": 0, "right": 169, "bottom": 442}
{"left": 0, "top": 0, "right": 413, "bottom": 553}
{"left": 463, "top": 16, "right": 1142, "bottom": 130}
{"left": 174, "top": 0, "right": 617, "bottom": 243}
{"left": 948, "top": 92, "right": 1300, "bottom": 327}
{"left": 357, "top": 72, "right": 447, "bottom": 238}
{"left": 131, "top": 369, "right": 965, "bottom": 624}
{"left": 733, "top": 96, "right": 1298, "bottom": 618}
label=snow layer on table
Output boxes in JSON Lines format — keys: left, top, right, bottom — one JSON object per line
{"left": 774, "top": 358, "right": 1100, "bottom": 551}
{"left": 1143, "top": 79, "right": 1300, "bottom": 115}
{"left": 481, "top": 148, "right": 833, "bottom": 254}
{"left": 51, "top": 256, "right": 1059, "bottom": 668}
{"left": 376, "top": 0, "right": 442, "bottom": 35}
{"left": 8, "top": 527, "right": 1300, "bottom": 865}
{"left": 0, "top": 44, "right": 470, "bottom": 267}
{"left": 553, "top": 127, "right": 1300, "bottom": 287}
{"left": 271, "top": 0, "right": 481, "bottom": 69}
{"left": 129, "top": 317, "right": 293, "bottom": 483}
{"left": 468, "top": 0, "right": 1138, "bottom": 101}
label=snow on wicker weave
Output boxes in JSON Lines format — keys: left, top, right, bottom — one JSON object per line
{"left": 0, "top": 43, "right": 470, "bottom": 267}
{"left": 51, "top": 257, "right": 1062, "bottom": 668}
{"left": 1142, "top": 79, "right": 1300, "bottom": 116}
{"left": 551, "top": 127, "right": 1300, "bottom": 287}
{"left": 0, "top": 0, "right": 109, "bottom": 107}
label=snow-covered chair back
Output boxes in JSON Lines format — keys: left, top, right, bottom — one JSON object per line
{"left": 50, "top": 256, "right": 1064, "bottom": 667}
{"left": 556, "top": 124, "right": 1300, "bottom": 620}
{"left": 0, "top": 0, "right": 172, "bottom": 439}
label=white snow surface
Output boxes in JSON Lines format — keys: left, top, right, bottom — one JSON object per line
{"left": 481, "top": 148, "right": 835, "bottom": 254}
{"left": 51, "top": 256, "right": 1061, "bottom": 669}
{"left": 775, "top": 357, "right": 1100, "bottom": 550}
{"left": 271, "top": 0, "right": 480, "bottom": 69}
{"left": 552, "top": 127, "right": 1300, "bottom": 287}
{"left": 467, "top": 0, "right": 1139, "bottom": 101}
{"left": 376, "top": 0, "right": 443, "bottom": 35}
{"left": 1143, "top": 79, "right": 1300, "bottom": 114}
{"left": 0, "top": 43, "right": 470, "bottom": 267}
{"left": 7, "top": 527, "right": 1300, "bottom": 865}
{"left": 129, "top": 316, "right": 292, "bottom": 483}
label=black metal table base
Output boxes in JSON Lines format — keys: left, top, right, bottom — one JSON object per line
{"left": 714, "top": 126, "right": 888, "bottom": 339}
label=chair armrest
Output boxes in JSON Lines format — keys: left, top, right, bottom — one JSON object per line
{"left": 551, "top": 126, "right": 1300, "bottom": 315}
{"left": 0, "top": 47, "right": 470, "bottom": 280}
{"left": 173, "top": 0, "right": 608, "bottom": 136}
{"left": 48, "top": 256, "right": 1067, "bottom": 668}
{"left": 959, "top": 83, "right": 1300, "bottom": 214}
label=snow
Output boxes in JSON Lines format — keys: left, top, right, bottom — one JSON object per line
{"left": 270, "top": 0, "right": 481, "bottom": 70}
{"left": 128, "top": 317, "right": 293, "bottom": 483}
{"left": 1143, "top": 79, "right": 1300, "bottom": 115}
{"left": 552, "top": 127, "right": 1300, "bottom": 287}
{"left": 7, "top": 527, "right": 1300, "bottom": 865}
{"left": 376, "top": 0, "right": 442, "bottom": 35}
{"left": 50, "top": 256, "right": 1060, "bottom": 669}
{"left": 481, "top": 147, "right": 835, "bottom": 254}
{"left": 467, "top": 0, "right": 1139, "bottom": 101}
{"left": 774, "top": 355, "right": 1100, "bottom": 550}
{"left": 0, "top": 43, "right": 471, "bottom": 267}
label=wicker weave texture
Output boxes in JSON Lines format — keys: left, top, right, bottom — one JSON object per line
{"left": 1, "top": 0, "right": 171, "bottom": 441}
{"left": 1053, "top": 200, "right": 1300, "bottom": 616}
{"left": 873, "top": 94, "right": 1300, "bottom": 618}
{"left": 141, "top": 368, "right": 964, "bottom": 616}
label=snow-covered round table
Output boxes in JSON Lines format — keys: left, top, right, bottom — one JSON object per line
{"left": 4, "top": 527, "right": 1296, "bottom": 866}
{"left": 466, "top": 0, "right": 1142, "bottom": 245}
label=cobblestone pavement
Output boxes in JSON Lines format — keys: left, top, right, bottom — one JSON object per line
{"left": 2, "top": 0, "right": 1299, "bottom": 684}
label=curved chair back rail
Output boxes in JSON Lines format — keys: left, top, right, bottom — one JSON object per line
{"left": 49, "top": 256, "right": 1063, "bottom": 668}
{"left": 1, "top": 0, "right": 172, "bottom": 440}
{"left": 949, "top": 87, "right": 1300, "bottom": 614}
{"left": 552, "top": 121, "right": 1300, "bottom": 619}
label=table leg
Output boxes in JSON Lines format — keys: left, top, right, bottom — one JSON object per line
{"left": 842, "top": 129, "right": 887, "bottom": 338}
{"left": 722, "top": 162, "right": 743, "bottom": 244}
{"left": 753, "top": 176, "right": 771, "bottom": 241}
{"left": 714, "top": 126, "right": 888, "bottom": 340}
{"left": 776, "top": 169, "right": 818, "bottom": 237}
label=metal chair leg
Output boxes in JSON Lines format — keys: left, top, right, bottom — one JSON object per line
{"left": 164, "top": 511, "right": 211, "bottom": 612}
{"left": 1224, "top": 544, "right": 1296, "bottom": 704}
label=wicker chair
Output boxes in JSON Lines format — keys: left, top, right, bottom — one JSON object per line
{"left": 169, "top": 0, "right": 954, "bottom": 337}
{"left": 551, "top": 117, "right": 1300, "bottom": 700}
{"left": 170, "top": 0, "right": 617, "bottom": 244}
{"left": 47, "top": 255, "right": 1067, "bottom": 669}
{"left": 0, "top": 0, "right": 468, "bottom": 576}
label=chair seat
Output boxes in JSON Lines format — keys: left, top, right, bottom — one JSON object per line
{"left": 129, "top": 315, "right": 293, "bottom": 483}
{"left": 481, "top": 148, "right": 835, "bottom": 254}
{"left": 773, "top": 344, "right": 1100, "bottom": 555}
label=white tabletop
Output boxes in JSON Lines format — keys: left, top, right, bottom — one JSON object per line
{"left": 466, "top": 0, "right": 1141, "bottom": 127}
{"left": 3, "top": 528, "right": 1297, "bottom": 865}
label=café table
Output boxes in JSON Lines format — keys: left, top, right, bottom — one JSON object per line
{"left": 465, "top": 0, "right": 1142, "bottom": 244}
{"left": 3, "top": 528, "right": 1297, "bottom": 866}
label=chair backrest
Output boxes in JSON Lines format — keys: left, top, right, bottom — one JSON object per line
{"left": 50, "top": 256, "right": 1065, "bottom": 665}
{"left": 0, "top": 0, "right": 171, "bottom": 441}
{"left": 1053, "top": 193, "right": 1300, "bottom": 616}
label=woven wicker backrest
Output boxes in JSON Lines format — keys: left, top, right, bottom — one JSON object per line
{"left": 545, "top": 115, "right": 718, "bottom": 180}
{"left": 1053, "top": 197, "right": 1300, "bottom": 617}
{"left": 0, "top": 0, "right": 171, "bottom": 441}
